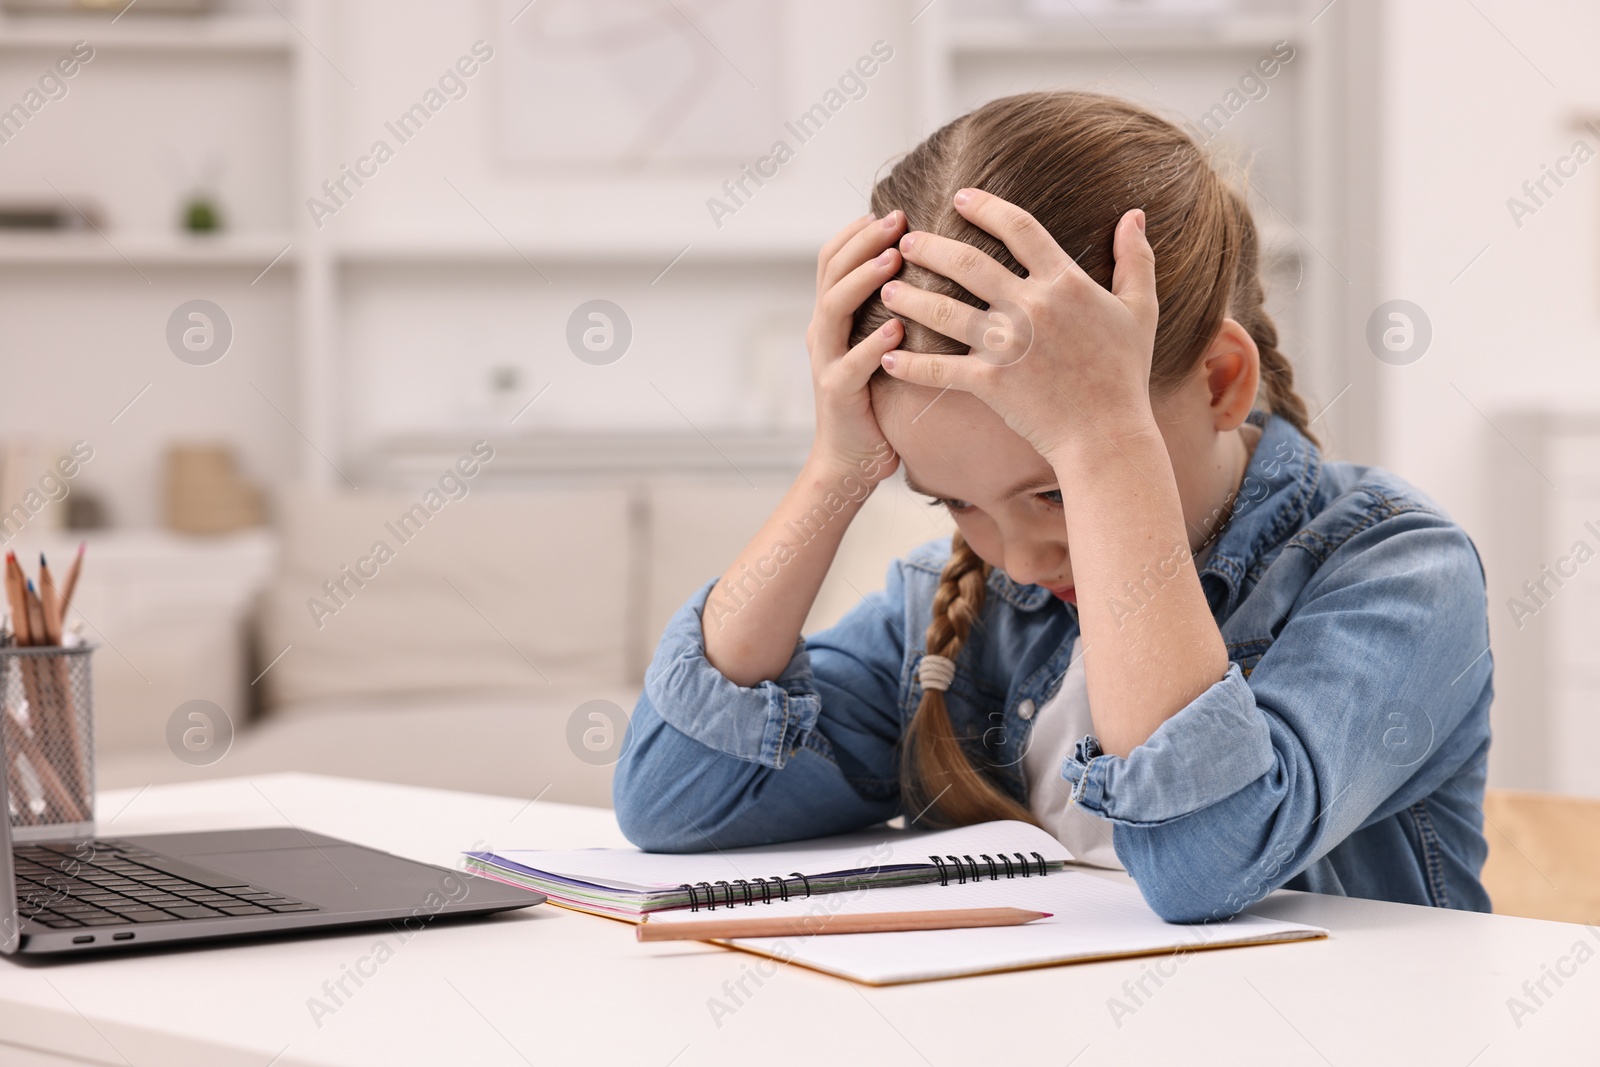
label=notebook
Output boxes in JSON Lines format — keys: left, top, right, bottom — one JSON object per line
{"left": 464, "top": 818, "right": 1327, "bottom": 985}
{"left": 464, "top": 820, "right": 1071, "bottom": 919}
{"left": 645, "top": 871, "right": 1328, "bottom": 985}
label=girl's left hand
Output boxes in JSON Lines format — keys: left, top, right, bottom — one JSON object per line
{"left": 877, "top": 188, "right": 1159, "bottom": 462}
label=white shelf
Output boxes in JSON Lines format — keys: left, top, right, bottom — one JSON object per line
{"left": 946, "top": 15, "right": 1301, "bottom": 55}
{"left": 0, "top": 14, "right": 292, "bottom": 53}
{"left": 333, "top": 237, "right": 817, "bottom": 269}
{"left": 369, "top": 430, "right": 815, "bottom": 487}
{"left": 0, "top": 227, "right": 1287, "bottom": 272}
{"left": 0, "top": 231, "right": 295, "bottom": 267}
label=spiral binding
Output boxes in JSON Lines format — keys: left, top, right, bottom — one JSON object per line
{"left": 927, "top": 851, "right": 1049, "bottom": 887}
{"left": 673, "top": 851, "right": 1050, "bottom": 911}
{"left": 678, "top": 872, "right": 811, "bottom": 913}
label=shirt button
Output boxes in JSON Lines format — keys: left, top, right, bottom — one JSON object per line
{"left": 1017, "top": 700, "right": 1036, "bottom": 721}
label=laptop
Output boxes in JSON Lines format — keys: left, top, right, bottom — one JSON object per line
{"left": 1, "top": 738, "right": 546, "bottom": 956}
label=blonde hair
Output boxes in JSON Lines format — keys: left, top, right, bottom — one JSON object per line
{"left": 904, "top": 531, "right": 1038, "bottom": 827}
{"left": 851, "top": 91, "right": 1316, "bottom": 827}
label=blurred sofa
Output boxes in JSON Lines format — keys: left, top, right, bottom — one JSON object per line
{"left": 95, "top": 439, "right": 951, "bottom": 809}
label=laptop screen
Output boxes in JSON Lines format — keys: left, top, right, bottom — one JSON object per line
{"left": 1, "top": 722, "right": 18, "bottom": 954}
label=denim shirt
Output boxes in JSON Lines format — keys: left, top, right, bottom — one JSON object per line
{"left": 613, "top": 414, "right": 1494, "bottom": 923}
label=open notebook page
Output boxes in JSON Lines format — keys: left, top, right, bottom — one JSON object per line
{"left": 647, "top": 872, "right": 1328, "bottom": 986}
{"left": 476, "top": 819, "right": 1071, "bottom": 892}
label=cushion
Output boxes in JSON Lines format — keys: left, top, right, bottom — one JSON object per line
{"left": 96, "top": 689, "right": 635, "bottom": 809}
{"left": 258, "top": 484, "right": 632, "bottom": 706}
{"left": 644, "top": 473, "right": 953, "bottom": 651}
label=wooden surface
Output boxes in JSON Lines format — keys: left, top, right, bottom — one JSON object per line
{"left": 1483, "top": 788, "right": 1600, "bottom": 924}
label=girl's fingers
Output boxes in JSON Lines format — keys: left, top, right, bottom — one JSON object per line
{"left": 896, "top": 230, "right": 1019, "bottom": 303}
{"left": 949, "top": 188, "right": 1077, "bottom": 281}
{"left": 840, "top": 316, "right": 903, "bottom": 380}
{"left": 816, "top": 214, "right": 877, "bottom": 292}
{"left": 1110, "top": 208, "right": 1158, "bottom": 326}
{"left": 878, "top": 348, "right": 984, "bottom": 393}
{"left": 880, "top": 279, "right": 985, "bottom": 347}
{"left": 821, "top": 211, "right": 906, "bottom": 294}
{"left": 818, "top": 248, "right": 902, "bottom": 352}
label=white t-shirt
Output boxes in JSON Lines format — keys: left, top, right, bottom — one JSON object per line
{"left": 1020, "top": 636, "right": 1124, "bottom": 869}
{"left": 1022, "top": 545, "right": 1214, "bottom": 869}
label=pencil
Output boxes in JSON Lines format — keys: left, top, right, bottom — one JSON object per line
{"left": 3, "top": 707, "right": 83, "bottom": 824}
{"left": 38, "top": 553, "right": 62, "bottom": 645}
{"left": 25, "top": 564, "right": 87, "bottom": 812}
{"left": 12, "top": 569, "right": 45, "bottom": 727}
{"left": 5, "top": 553, "right": 28, "bottom": 645}
{"left": 635, "top": 906, "right": 1052, "bottom": 942}
{"left": 58, "top": 542, "right": 84, "bottom": 620}
{"left": 36, "top": 555, "right": 86, "bottom": 801}
{"left": 24, "top": 580, "right": 47, "bottom": 648}
{"left": 2, "top": 558, "right": 77, "bottom": 821}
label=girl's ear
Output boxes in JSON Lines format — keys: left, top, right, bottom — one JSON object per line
{"left": 1200, "top": 318, "right": 1261, "bottom": 432}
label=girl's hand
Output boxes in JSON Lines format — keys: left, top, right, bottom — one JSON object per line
{"left": 876, "top": 189, "right": 1159, "bottom": 462}
{"left": 805, "top": 211, "right": 907, "bottom": 482}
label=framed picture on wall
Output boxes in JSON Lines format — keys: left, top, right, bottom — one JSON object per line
{"left": 495, "top": 0, "right": 787, "bottom": 168}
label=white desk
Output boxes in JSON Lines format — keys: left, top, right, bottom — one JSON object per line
{"left": 1, "top": 774, "right": 1595, "bottom": 1066}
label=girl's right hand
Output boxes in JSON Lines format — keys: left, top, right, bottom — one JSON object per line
{"left": 805, "top": 211, "right": 907, "bottom": 484}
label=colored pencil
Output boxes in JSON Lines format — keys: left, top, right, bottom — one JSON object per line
{"left": 24, "top": 580, "right": 46, "bottom": 648}
{"left": 9, "top": 570, "right": 47, "bottom": 757}
{"left": 636, "top": 906, "right": 1053, "bottom": 942}
{"left": 57, "top": 542, "right": 84, "bottom": 620}
{"left": 0, "top": 551, "right": 90, "bottom": 823}
{"left": 38, "top": 556, "right": 86, "bottom": 803}
{"left": 3, "top": 708, "right": 81, "bottom": 823}
{"left": 5, "top": 552, "right": 29, "bottom": 645}
{"left": 38, "top": 553, "right": 62, "bottom": 644}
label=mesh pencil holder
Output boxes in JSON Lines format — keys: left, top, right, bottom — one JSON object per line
{"left": 1, "top": 645, "right": 94, "bottom": 841}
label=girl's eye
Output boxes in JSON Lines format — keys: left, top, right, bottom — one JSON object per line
{"left": 928, "top": 497, "right": 974, "bottom": 512}
{"left": 1038, "top": 489, "right": 1063, "bottom": 506}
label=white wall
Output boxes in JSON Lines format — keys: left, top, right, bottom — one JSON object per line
{"left": 1382, "top": 0, "right": 1600, "bottom": 517}
{"left": 320, "top": 1, "right": 913, "bottom": 251}
{"left": 1381, "top": 0, "right": 1600, "bottom": 788}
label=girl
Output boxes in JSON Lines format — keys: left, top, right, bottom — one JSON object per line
{"left": 613, "top": 92, "right": 1493, "bottom": 922}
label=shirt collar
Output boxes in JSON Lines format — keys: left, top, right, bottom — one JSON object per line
{"left": 988, "top": 567, "right": 1054, "bottom": 611}
{"left": 1198, "top": 411, "right": 1321, "bottom": 615}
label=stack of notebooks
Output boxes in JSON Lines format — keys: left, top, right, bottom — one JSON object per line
{"left": 465, "top": 820, "right": 1326, "bottom": 985}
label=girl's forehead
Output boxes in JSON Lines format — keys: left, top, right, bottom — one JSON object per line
{"left": 876, "top": 385, "right": 1052, "bottom": 498}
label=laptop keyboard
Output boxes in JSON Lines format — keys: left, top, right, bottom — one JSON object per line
{"left": 11, "top": 840, "right": 318, "bottom": 929}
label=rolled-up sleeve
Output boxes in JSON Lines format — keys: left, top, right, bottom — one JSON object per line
{"left": 1059, "top": 511, "right": 1491, "bottom": 923}
{"left": 1062, "top": 663, "right": 1274, "bottom": 823}
{"left": 642, "top": 579, "right": 821, "bottom": 769}
{"left": 613, "top": 563, "right": 912, "bottom": 852}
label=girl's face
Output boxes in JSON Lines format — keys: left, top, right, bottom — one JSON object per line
{"left": 877, "top": 385, "right": 1079, "bottom": 600}
{"left": 875, "top": 369, "right": 1249, "bottom": 605}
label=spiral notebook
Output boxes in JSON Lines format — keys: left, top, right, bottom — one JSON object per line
{"left": 465, "top": 820, "right": 1326, "bottom": 984}
{"left": 463, "top": 820, "right": 1072, "bottom": 919}
{"left": 645, "top": 871, "right": 1326, "bottom": 984}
